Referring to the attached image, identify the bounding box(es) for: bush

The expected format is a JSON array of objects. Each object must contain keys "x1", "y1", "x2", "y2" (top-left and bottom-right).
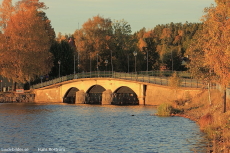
[
  {"x1": 199, "y1": 113, "x2": 214, "y2": 130},
  {"x1": 169, "y1": 72, "x2": 181, "y2": 88},
  {"x1": 157, "y1": 103, "x2": 184, "y2": 116},
  {"x1": 157, "y1": 103, "x2": 173, "y2": 116}
]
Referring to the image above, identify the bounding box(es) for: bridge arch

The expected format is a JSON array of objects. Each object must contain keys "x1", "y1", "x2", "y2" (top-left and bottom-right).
[
  {"x1": 34, "y1": 78, "x2": 145, "y2": 105},
  {"x1": 112, "y1": 86, "x2": 139, "y2": 105},
  {"x1": 85, "y1": 85, "x2": 106, "y2": 104},
  {"x1": 63, "y1": 87, "x2": 79, "y2": 103}
]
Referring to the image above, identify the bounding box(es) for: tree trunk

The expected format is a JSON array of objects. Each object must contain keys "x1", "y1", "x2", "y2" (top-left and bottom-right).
[{"x1": 223, "y1": 87, "x2": 227, "y2": 113}]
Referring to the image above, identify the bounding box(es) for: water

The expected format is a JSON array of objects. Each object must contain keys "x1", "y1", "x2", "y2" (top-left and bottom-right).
[{"x1": 0, "y1": 103, "x2": 208, "y2": 153}]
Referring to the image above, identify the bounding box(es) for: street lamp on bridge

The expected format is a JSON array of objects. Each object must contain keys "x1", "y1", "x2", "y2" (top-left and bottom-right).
[
  {"x1": 96, "y1": 53, "x2": 99, "y2": 72},
  {"x1": 111, "y1": 50, "x2": 113, "y2": 73},
  {"x1": 127, "y1": 54, "x2": 129, "y2": 73},
  {"x1": 133, "y1": 51, "x2": 137, "y2": 73},
  {"x1": 104, "y1": 59, "x2": 108, "y2": 71},
  {"x1": 58, "y1": 60, "x2": 61, "y2": 78},
  {"x1": 74, "y1": 55, "x2": 76, "y2": 76},
  {"x1": 145, "y1": 47, "x2": 148, "y2": 72}
]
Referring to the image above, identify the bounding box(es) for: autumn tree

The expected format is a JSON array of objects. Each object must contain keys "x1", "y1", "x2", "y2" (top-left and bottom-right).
[
  {"x1": 73, "y1": 15, "x2": 201, "y2": 73},
  {"x1": 0, "y1": 0, "x2": 54, "y2": 84},
  {"x1": 74, "y1": 15, "x2": 112, "y2": 71},
  {"x1": 74, "y1": 16, "x2": 135, "y2": 72},
  {"x1": 38, "y1": 11, "x2": 56, "y2": 44},
  {"x1": 134, "y1": 22, "x2": 202, "y2": 72},
  {"x1": 188, "y1": 0, "x2": 230, "y2": 112},
  {"x1": 0, "y1": 0, "x2": 14, "y2": 30},
  {"x1": 136, "y1": 29, "x2": 160, "y2": 71}
]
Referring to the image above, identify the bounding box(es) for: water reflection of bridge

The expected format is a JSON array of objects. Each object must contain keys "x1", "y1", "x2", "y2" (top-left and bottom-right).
[{"x1": 32, "y1": 71, "x2": 207, "y2": 105}]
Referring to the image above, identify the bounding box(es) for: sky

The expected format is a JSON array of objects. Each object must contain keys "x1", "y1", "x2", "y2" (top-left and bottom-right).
[{"x1": 11, "y1": 0, "x2": 215, "y2": 35}]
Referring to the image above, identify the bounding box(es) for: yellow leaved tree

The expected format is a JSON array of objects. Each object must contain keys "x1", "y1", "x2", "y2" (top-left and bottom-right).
[
  {"x1": 73, "y1": 15, "x2": 113, "y2": 71},
  {"x1": 0, "y1": 0, "x2": 53, "y2": 85},
  {"x1": 188, "y1": 0, "x2": 230, "y2": 112}
]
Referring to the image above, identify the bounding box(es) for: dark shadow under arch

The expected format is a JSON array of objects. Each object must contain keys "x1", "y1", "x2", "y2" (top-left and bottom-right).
[
  {"x1": 85, "y1": 85, "x2": 106, "y2": 104},
  {"x1": 112, "y1": 86, "x2": 139, "y2": 105},
  {"x1": 63, "y1": 87, "x2": 79, "y2": 104}
]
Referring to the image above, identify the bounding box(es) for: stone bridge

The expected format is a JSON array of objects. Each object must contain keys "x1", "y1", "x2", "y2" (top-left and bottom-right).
[{"x1": 33, "y1": 75, "x2": 202, "y2": 105}]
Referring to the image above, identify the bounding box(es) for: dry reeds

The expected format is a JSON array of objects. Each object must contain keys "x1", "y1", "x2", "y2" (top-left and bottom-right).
[
  {"x1": 199, "y1": 113, "x2": 214, "y2": 130},
  {"x1": 179, "y1": 89, "x2": 230, "y2": 152}
]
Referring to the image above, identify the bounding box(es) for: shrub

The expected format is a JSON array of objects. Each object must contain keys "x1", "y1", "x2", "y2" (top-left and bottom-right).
[
  {"x1": 199, "y1": 113, "x2": 214, "y2": 130},
  {"x1": 169, "y1": 72, "x2": 181, "y2": 88},
  {"x1": 157, "y1": 103, "x2": 184, "y2": 116},
  {"x1": 157, "y1": 103, "x2": 173, "y2": 116}
]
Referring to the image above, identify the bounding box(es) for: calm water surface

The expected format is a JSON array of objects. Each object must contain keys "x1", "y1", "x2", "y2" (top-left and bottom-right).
[{"x1": 0, "y1": 103, "x2": 208, "y2": 153}]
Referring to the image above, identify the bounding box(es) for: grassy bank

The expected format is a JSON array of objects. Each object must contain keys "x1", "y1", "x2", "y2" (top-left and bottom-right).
[{"x1": 157, "y1": 89, "x2": 230, "y2": 152}]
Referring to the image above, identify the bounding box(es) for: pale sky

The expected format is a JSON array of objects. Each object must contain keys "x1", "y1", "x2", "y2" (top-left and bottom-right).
[{"x1": 10, "y1": 0, "x2": 215, "y2": 34}]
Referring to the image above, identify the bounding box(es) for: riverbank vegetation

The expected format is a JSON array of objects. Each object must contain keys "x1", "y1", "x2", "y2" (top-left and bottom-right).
[
  {"x1": 181, "y1": 90, "x2": 230, "y2": 152},
  {"x1": 156, "y1": 89, "x2": 230, "y2": 152}
]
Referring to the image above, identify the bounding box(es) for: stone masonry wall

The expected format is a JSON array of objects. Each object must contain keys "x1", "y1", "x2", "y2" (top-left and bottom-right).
[{"x1": 145, "y1": 84, "x2": 202, "y2": 105}]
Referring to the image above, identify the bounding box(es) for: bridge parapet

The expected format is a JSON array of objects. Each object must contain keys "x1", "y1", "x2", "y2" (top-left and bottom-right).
[{"x1": 31, "y1": 71, "x2": 208, "y2": 90}]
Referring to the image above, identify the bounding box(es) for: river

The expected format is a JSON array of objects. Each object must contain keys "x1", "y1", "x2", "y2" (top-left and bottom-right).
[{"x1": 0, "y1": 103, "x2": 209, "y2": 153}]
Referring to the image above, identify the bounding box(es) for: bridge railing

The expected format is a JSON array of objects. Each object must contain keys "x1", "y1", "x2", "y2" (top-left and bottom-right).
[
  {"x1": 31, "y1": 71, "x2": 216, "y2": 89},
  {"x1": 112, "y1": 72, "x2": 209, "y2": 88}
]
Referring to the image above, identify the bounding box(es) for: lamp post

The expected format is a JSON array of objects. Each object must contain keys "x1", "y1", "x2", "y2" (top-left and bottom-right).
[
  {"x1": 104, "y1": 59, "x2": 108, "y2": 71},
  {"x1": 96, "y1": 53, "x2": 99, "y2": 72},
  {"x1": 146, "y1": 48, "x2": 148, "y2": 72},
  {"x1": 143, "y1": 38, "x2": 149, "y2": 72},
  {"x1": 77, "y1": 50, "x2": 80, "y2": 73},
  {"x1": 78, "y1": 64, "x2": 80, "y2": 74},
  {"x1": 90, "y1": 52, "x2": 92, "y2": 77},
  {"x1": 133, "y1": 51, "x2": 137, "y2": 73},
  {"x1": 40, "y1": 76, "x2": 43, "y2": 83},
  {"x1": 58, "y1": 60, "x2": 61, "y2": 78},
  {"x1": 127, "y1": 54, "x2": 129, "y2": 73},
  {"x1": 74, "y1": 55, "x2": 76, "y2": 76},
  {"x1": 111, "y1": 50, "x2": 113, "y2": 73}
]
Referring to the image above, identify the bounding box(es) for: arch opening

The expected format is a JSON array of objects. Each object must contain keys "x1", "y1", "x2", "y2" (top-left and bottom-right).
[
  {"x1": 63, "y1": 87, "x2": 79, "y2": 104},
  {"x1": 85, "y1": 85, "x2": 106, "y2": 104},
  {"x1": 112, "y1": 86, "x2": 139, "y2": 105}
]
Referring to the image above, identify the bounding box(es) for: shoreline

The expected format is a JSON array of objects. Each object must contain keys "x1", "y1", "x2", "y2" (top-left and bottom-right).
[{"x1": 169, "y1": 89, "x2": 229, "y2": 152}]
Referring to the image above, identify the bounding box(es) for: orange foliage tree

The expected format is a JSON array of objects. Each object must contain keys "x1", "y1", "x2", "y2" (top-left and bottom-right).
[
  {"x1": 0, "y1": 0, "x2": 53, "y2": 84},
  {"x1": 188, "y1": 0, "x2": 230, "y2": 112},
  {"x1": 136, "y1": 29, "x2": 160, "y2": 70},
  {"x1": 0, "y1": 0, "x2": 14, "y2": 30},
  {"x1": 74, "y1": 15, "x2": 132, "y2": 71},
  {"x1": 73, "y1": 15, "x2": 113, "y2": 71},
  {"x1": 74, "y1": 15, "x2": 133, "y2": 72}
]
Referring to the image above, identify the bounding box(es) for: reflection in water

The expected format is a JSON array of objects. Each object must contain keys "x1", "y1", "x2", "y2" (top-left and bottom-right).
[{"x1": 0, "y1": 103, "x2": 209, "y2": 152}]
